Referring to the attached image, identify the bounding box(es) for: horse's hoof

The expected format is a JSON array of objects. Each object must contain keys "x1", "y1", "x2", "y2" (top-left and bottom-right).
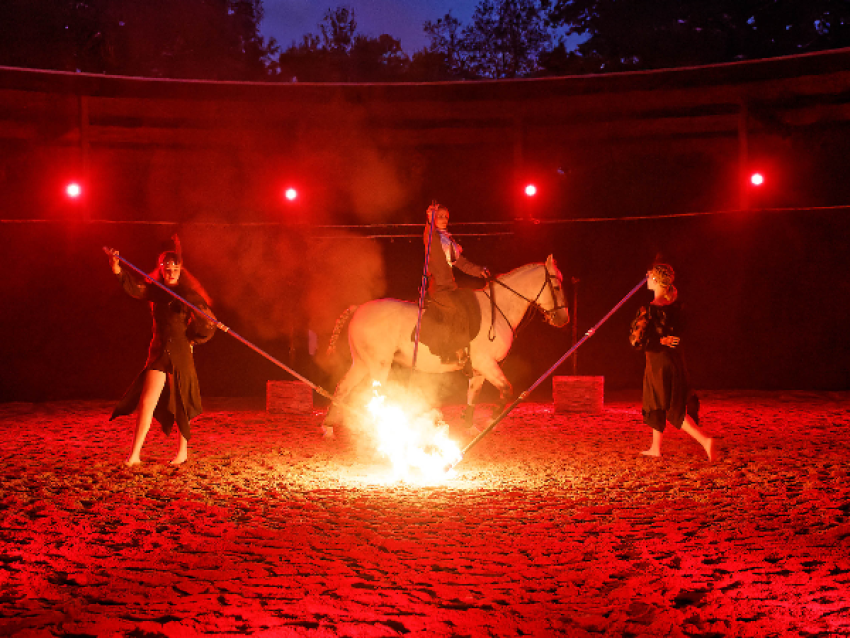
[{"x1": 321, "y1": 426, "x2": 334, "y2": 439}]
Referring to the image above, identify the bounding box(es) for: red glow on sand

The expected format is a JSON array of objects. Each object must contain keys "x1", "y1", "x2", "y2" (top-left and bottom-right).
[
  {"x1": 284, "y1": 188, "x2": 297, "y2": 201},
  {"x1": 0, "y1": 394, "x2": 847, "y2": 636},
  {"x1": 750, "y1": 172, "x2": 764, "y2": 186},
  {"x1": 524, "y1": 184, "x2": 537, "y2": 196},
  {"x1": 65, "y1": 182, "x2": 82, "y2": 198}
]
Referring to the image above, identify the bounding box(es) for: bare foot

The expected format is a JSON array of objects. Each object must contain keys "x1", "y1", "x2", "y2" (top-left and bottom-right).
[
  {"x1": 169, "y1": 454, "x2": 188, "y2": 466},
  {"x1": 124, "y1": 457, "x2": 142, "y2": 467},
  {"x1": 705, "y1": 438, "x2": 717, "y2": 462},
  {"x1": 640, "y1": 449, "x2": 661, "y2": 457}
]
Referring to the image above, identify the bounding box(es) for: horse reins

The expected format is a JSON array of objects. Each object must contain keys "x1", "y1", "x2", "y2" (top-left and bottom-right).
[{"x1": 484, "y1": 266, "x2": 567, "y2": 342}]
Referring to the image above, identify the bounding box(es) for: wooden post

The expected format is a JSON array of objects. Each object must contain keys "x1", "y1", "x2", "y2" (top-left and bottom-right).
[
  {"x1": 571, "y1": 277, "x2": 579, "y2": 375},
  {"x1": 288, "y1": 321, "x2": 296, "y2": 368},
  {"x1": 513, "y1": 115, "x2": 525, "y2": 219},
  {"x1": 78, "y1": 94, "x2": 90, "y2": 219},
  {"x1": 738, "y1": 100, "x2": 749, "y2": 211}
]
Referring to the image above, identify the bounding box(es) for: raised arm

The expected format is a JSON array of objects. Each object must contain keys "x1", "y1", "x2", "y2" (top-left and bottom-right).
[{"x1": 104, "y1": 247, "x2": 149, "y2": 300}]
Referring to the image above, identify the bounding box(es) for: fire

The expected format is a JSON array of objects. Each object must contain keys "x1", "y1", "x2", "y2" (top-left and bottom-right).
[{"x1": 366, "y1": 383, "x2": 462, "y2": 481}]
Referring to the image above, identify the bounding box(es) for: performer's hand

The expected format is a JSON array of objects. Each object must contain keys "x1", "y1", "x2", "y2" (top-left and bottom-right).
[
  {"x1": 661, "y1": 336, "x2": 680, "y2": 348},
  {"x1": 481, "y1": 267, "x2": 491, "y2": 279},
  {"x1": 586, "y1": 327, "x2": 596, "y2": 337},
  {"x1": 103, "y1": 247, "x2": 121, "y2": 274}
]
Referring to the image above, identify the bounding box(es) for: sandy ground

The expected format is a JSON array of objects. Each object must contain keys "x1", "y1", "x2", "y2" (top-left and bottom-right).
[{"x1": 1, "y1": 391, "x2": 849, "y2": 638}]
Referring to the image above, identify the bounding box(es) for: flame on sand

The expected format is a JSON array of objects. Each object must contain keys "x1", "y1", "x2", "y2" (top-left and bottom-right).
[{"x1": 365, "y1": 382, "x2": 462, "y2": 481}]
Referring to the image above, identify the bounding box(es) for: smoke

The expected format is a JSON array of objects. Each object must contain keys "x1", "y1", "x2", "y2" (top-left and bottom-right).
[
  {"x1": 302, "y1": 234, "x2": 387, "y2": 379},
  {"x1": 348, "y1": 145, "x2": 417, "y2": 223},
  {"x1": 180, "y1": 227, "x2": 386, "y2": 344},
  {"x1": 126, "y1": 108, "x2": 429, "y2": 384}
]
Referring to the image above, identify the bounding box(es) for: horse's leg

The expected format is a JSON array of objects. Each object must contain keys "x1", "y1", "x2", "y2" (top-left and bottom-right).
[
  {"x1": 471, "y1": 358, "x2": 513, "y2": 414},
  {"x1": 322, "y1": 358, "x2": 370, "y2": 436},
  {"x1": 366, "y1": 358, "x2": 392, "y2": 387},
  {"x1": 462, "y1": 373, "x2": 486, "y2": 431},
  {"x1": 337, "y1": 358, "x2": 372, "y2": 402}
]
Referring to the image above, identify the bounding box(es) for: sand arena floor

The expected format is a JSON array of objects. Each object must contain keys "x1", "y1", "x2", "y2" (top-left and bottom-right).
[{"x1": 1, "y1": 392, "x2": 849, "y2": 638}]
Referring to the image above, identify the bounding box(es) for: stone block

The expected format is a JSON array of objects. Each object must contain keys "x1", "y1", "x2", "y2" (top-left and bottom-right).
[{"x1": 553, "y1": 376, "x2": 604, "y2": 413}]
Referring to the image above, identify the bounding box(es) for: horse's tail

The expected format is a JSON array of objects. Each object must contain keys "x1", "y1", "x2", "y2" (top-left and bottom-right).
[{"x1": 327, "y1": 305, "x2": 358, "y2": 356}]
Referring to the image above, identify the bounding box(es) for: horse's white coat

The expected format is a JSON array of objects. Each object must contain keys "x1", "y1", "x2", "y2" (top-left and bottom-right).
[{"x1": 327, "y1": 255, "x2": 569, "y2": 426}]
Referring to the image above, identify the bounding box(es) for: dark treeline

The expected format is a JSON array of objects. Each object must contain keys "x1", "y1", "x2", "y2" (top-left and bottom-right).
[
  {"x1": 0, "y1": 0, "x2": 272, "y2": 80},
  {"x1": 1, "y1": 0, "x2": 848, "y2": 81}
]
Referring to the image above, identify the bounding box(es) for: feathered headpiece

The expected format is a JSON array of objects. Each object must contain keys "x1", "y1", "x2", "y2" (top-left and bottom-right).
[{"x1": 158, "y1": 234, "x2": 183, "y2": 267}]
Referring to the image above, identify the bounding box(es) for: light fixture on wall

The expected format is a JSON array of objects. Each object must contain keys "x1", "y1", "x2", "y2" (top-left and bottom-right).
[{"x1": 65, "y1": 182, "x2": 82, "y2": 198}]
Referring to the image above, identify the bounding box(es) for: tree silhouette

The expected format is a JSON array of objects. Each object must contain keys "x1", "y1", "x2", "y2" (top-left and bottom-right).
[
  {"x1": 318, "y1": 6, "x2": 357, "y2": 53},
  {"x1": 464, "y1": 0, "x2": 553, "y2": 78},
  {"x1": 0, "y1": 0, "x2": 92, "y2": 73},
  {"x1": 5, "y1": 0, "x2": 847, "y2": 82},
  {"x1": 548, "y1": 0, "x2": 850, "y2": 72},
  {"x1": 420, "y1": 1, "x2": 554, "y2": 79},
  {"x1": 413, "y1": 12, "x2": 472, "y2": 80},
  {"x1": 0, "y1": 0, "x2": 276, "y2": 79},
  {"x1": 277, "y1": 7, "x2": 408, "y2": 82}
]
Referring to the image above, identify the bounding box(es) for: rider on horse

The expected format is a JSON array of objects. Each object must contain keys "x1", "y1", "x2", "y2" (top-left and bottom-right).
[{"x1": 419, "y1": 204, "x2": 490, "y2": 367}]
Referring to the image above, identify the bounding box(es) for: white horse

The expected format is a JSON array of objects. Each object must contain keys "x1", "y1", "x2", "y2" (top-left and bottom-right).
[{"x1": 324, "y1": 255, "x2": 569, "y2": 433}]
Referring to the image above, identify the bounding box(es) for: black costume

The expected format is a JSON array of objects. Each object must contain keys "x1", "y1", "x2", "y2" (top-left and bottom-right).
[
  {"x1": 629, "y1": 300, "x2": 699, "y2": 431},
  {"x1": 110, "y1": 270, "x2": 216, "y2": 439},
  {"x1": 419, "y1": 222, "x2": 486, "y2": 362}
]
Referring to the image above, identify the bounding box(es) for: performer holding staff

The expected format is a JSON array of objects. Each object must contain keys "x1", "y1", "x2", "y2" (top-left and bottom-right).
[
  {"x1": 629, "y1": 263, "x2": 716, "y2": 461},
  {"x1": 104, "y1": 237, "x2": 216, "y2": 466}
]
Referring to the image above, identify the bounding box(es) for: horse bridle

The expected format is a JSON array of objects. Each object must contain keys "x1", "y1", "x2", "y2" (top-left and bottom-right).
[{"x1": 484, "y1": 265, "x2": 568, "y2": 341}]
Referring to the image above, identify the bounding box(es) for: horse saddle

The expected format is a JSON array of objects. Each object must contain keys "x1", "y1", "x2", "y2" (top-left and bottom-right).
[{"x1": 412, "y1": 289, "x2": 482, "y2": 363}]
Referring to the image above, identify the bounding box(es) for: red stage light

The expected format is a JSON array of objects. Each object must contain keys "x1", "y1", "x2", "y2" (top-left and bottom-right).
[
  {"x1": 524, "y1": 184, "x2": 537, "y2": 197},
  {"x1": 750, "y1": 172, "x2": 764, "y2": 186},
  {"x1": 66, "y1": 182, "x2": 82, "y2": 198},
  {"x1": 284, "y1": 188, "x2": 297, "y2": 201}
]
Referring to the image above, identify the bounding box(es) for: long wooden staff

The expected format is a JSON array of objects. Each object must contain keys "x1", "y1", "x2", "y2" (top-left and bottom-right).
[
  {"x1": 411, "y1": 202, "x2": 438, "y2": 371},
  {"x1": 104, "y1": 248, "x2": 335, "y2": 400},
  {"x1": 446, "y1": 276, "x2": 649, "y2": 471}
]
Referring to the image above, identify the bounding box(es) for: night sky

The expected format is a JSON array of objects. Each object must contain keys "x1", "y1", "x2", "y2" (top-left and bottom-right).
[{"x1": 260, "y1": 0, "x2": 483, "y2": 53}]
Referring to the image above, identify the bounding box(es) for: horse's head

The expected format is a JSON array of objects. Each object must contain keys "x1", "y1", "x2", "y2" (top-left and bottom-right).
[
  {"x1": 539, "y1": 255, "x2": 570, "y2": 328},
  {"x1": 488, "y1": 258, "x2": 570, "y2": 332}
]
